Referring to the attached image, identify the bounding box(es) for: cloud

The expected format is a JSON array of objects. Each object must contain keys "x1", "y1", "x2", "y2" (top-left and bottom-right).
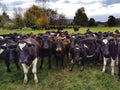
[
  {"x1": 50, "y1": 0, "x2": 59, "y2": 2},
  {"x1": 102, "y1": 0, "x2": 120, "y2": 6},
  {"x1": 11, "y1": 1, "x2": 24, "y2": 5},
  {"x1": 63, "y1": 1, "x2": 71, "y2": 3},
  {"x1": 0, "y1": 0, "x2": 120, "y2": 21}
]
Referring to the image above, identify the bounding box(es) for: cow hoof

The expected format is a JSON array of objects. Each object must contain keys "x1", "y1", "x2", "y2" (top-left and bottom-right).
[
  {"x1": 48, "y1": 67, "x2": 52, "y2": 69},
  {"x1": 80, "y1": 66, "x2": 84, "y2": 71},
  {"x1": 102, "y1": 70, "x2": 105, "y2": 73},
  {"x1": 40, "y1": 67, "x2": 43, "y2": 69},
  {"x1": 34, "y1": 79, "x2": 38, "y2": 84},
  {"x1": 7, "y1": 70, "x2": 11, "y2": 72},
  {"x1": 111, "y1": 73, "x2": 114, "y2": 76},
  {"x1": 23, "y1": 80, "x2": 28, "y2": 84}
]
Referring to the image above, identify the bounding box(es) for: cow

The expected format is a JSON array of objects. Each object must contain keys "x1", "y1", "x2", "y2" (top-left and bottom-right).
[
  {"x1": 69, "y1": 43, "x2": 86, "y2": 71},
  {"x1": 39, "y1": 35, "x2": 53, "y2": 69},
  {"x1": 53, "y1": 38, "x2": 66, "y2": 68},
  {"x1": 0, "y1": 37, "x2": 20, "y2": 72},
  {"x1": 73, "y1": 26, "x2": 79, "y2": 32},
  {"x1": 16, "y1": 37, "x2": 40, "y2": 84},
  {"x1": 100, "y1": 37, "x2": 118, "y2": 75},
  {"x1": 82, "y1": 38, "x2": 101, "y2": 65}
]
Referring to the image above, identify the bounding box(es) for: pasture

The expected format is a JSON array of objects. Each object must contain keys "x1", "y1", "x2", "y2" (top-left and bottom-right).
[{"x1": 0, "y1": 27, "x2": 120, "y2": 90}]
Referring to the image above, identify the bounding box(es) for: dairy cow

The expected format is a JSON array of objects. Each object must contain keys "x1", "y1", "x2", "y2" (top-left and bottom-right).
[{"x1": 16, "y1": 37, "x2": 40, "y2": 83}]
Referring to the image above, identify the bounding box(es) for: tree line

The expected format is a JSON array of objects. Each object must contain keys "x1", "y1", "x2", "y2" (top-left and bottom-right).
[{"x1": 0, "y1": 3, "x2": 120, "y2": 29}]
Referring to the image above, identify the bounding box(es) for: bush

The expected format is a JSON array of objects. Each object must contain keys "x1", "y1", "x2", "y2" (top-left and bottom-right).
[{"x1": 3, "y1": 22, "x2": 17, "y2": 30}]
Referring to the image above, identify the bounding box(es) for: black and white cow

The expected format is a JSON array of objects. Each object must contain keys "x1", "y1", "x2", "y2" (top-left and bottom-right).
[
  {"x1": 100, "y1": 37, "x2": 117, "y2": 75},
  {"x1": 16, "y1": 37, "x2": 40, "y2": 83},
  {"x1": 69, "y1": 43, "x2": 86, "y2": 71},
  {"x1": 0, "y1": 36, "x2": 20, "y2": 72}
]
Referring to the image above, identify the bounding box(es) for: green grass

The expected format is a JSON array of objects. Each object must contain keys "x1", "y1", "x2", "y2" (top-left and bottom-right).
[
  {"x1": 0, "y1": 27, "x2": 120, "y2": 90},
  {"x1": 0, "y1": 26, "x2": 120, "y2": 34}
]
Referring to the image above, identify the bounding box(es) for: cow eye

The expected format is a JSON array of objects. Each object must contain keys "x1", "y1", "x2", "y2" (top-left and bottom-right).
[{"x1": 28, "y1": 44, "x2": 35, "y2": 48}]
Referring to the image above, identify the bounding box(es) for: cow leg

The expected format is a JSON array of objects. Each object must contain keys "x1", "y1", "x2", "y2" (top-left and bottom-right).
[
  {"x1": 22, "y1": 64, "x2": 29, "y2": 84},
  {"x1": 102, "y1": 57, "x2": 108, "y2": 73},
  {"x1": 61, "y1": 57, "x2": 64, "y2": 69},
  {"x1": 48, "y1": 56, "x2": 51, "y2": 69},
  {"x1": 116, "y1": 56, "x2": 119, "y2": 66},
  {"x1": 69, "y1": 59, "x2": 74, "y2": 71},
  {"x1": 32, "y1": 58, "x2": 38, "y2": 84},
  {"x1": 56, "y1": 56, "x2": 58, "y2": 67},
  {"x1": 80, "y1": 59, "x2": 84, "y2": 71},
  {"x1": 5, "y1": 59, "x2": 11, "y2": 72},
  {"x1": 14, "y1": 59, "x2": 20, "y2": 70},
  {"x1": 111, "y1": 58, "x2": 115, "y2": 76},
  {"x1": 40, "y1": 57, "x2": 44, "y2": 69},
  {"x1": 118, "y1": 58, "x2": 120, "y2": 80}
]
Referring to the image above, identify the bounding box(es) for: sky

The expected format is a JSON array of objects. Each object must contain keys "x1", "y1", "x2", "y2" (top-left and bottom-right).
[{"x1": 0, "y1": 0, "x2": 120, "y2": 22}]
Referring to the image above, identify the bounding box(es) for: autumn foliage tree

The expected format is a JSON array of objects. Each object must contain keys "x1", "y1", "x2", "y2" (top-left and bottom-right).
[{"x1": 36, "y1": 12, "x2": 49, "y2": 26}]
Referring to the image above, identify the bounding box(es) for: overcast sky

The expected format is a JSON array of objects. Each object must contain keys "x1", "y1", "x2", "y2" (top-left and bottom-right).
[{"x1": 0, "y1": 0, "x2": 120, "y2": 22}]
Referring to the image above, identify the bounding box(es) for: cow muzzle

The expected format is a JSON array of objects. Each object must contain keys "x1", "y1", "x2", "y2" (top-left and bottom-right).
[{"x1": 56, "y1": 48, "x2": 62, "y2": 51}]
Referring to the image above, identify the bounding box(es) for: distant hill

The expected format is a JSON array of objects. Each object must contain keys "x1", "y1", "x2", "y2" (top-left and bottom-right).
[{"x1": 66, "y1": 19, "x2": 73, "y2": 23}]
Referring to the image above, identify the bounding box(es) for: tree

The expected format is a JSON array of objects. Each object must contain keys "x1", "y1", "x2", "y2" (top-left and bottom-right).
[
  {"x1": 73, "y1": 7, "x2": 88, "y2": 26},
  {"x1": 36, "y1": 12, "x2": 49, "y2": 26},
  {"x1": 0, "y1": 11, "x2": 10, "y2": 27},
  {"x1": 107, "y1": 15, "x2": 116, "y2": 27},
  {"x1": 57, "y1": 14, "x2": 67, "y2": 25},
  {"x1": 13, "y1": 7, "x2": 24, "y2": 29},
  {"x1": 24, "y1": 5, "x2": 41, "y2": 27},
  {"x1": 88, "y1": 18, "x2": 96, "y2": 27},
  {"x1": 116, "y1": 18, "x2": 120, "y2": 26},
  {"x1": 46, "y1": 8, "x2": 58, "y2": 25}
]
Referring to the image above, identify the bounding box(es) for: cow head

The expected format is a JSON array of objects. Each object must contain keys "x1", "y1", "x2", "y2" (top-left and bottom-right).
[
  {"x1": 54, "y1": 39, "x2": 63, "y2": 52},
  {"x1": 17, "y1": 41, "x2": 36, "y2": 65},
  {"x1": 100, "y1": 39, "x2": 110, "y2": 57},
  {"x1": 72, "y1": 43, "x2": 86, "y2": 62},
  {"x1": 41, "y1": 35, "x2": 52, "y2": 49}
]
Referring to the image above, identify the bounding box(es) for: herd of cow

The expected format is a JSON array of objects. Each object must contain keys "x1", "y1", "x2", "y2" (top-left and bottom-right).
[{"x1": 0, "y1": 29, "x2": 120, "y2": 84}]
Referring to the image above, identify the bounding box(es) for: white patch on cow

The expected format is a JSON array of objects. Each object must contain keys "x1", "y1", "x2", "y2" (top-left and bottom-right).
[
  {"x1": 22, "y1": 64, "x2": 29, "y2": 83},
  {"x1": 102, "y1": 39, "x2": 108, "y2": 44},
  {"x1": 87, "y1": 53, "x2": 95, "y2": 58},
  {"x1": 50, "y1": 33, "x2": 55, "y2": 35},
  {"x1": 93, "y1": 34, "x2": 96, "y2": 37},
  {"x1": 0, "y1": 44, "x2": 6, "y2": 54},
  {"x1": 84, "y1": 44, "x2": 88, "y2": 48},
  {"x1": 102, "y1": 57, "x2": 109, "y2": 73},
  {"x1": 72, "y1": 36, "x2": 75, "y2": 38},
  {"x1": 111, "y1": 58, "x2": 115, "y2": 76},
  {"x1": 0, "y1": 36, "x2": 4, "y2": 39},
  {"x1": 71, "y1": 59, "x2": 74, "y2": 64},
  {"x1": 2, "y1": 44, "x2": 6, "y2": 47},
  {"x1": 76, "y1": 47, "x2": 79, "y2": 50},
  {"x1": 0, "y1": 49, "x2": 4, "y2": 54},
  {"x1": 32, "y1": 58, "x2": 38, "y2": 83},
  {"x1": 17, "y1": 36, "x2": 20, "y2": 38},
  {"x1": 19, "y1": 43, "x2": 26, "y2": 50},
  {"x1": 116, "y1": 56, "x2": 118, "y2": 65},
  {"x1": 78, "y1": 61, "x2": 81, "y2": 64},
  {"x1": 21, "y1": 58, "x2": 38, "y2": 84}
]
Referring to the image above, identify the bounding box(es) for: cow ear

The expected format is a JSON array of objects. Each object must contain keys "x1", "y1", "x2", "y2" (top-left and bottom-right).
[{"x1": 28, "y1": 44, "x2": 35, "y2": 48}]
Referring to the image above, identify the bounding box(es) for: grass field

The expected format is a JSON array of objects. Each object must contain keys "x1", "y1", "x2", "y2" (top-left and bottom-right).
[
  {"x1": 0, "y1": 26, "x2": 120, "y2": 34},
  {"x1": 0, "y1": 27, "x2": 120, "y2": 90}
]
